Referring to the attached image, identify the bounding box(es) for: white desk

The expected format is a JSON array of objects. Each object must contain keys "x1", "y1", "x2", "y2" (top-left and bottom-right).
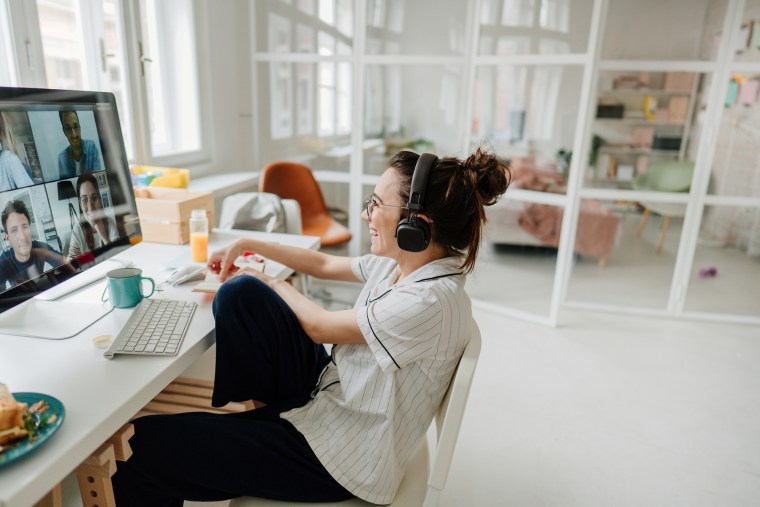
[{"x1": 0, "y1": 229, "x2": 319, "y2": 507}]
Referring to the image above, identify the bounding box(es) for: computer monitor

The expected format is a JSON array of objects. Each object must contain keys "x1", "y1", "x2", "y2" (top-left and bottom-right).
[{"x1": 0, "y1": 86, "x2": 141, "y2": 313}]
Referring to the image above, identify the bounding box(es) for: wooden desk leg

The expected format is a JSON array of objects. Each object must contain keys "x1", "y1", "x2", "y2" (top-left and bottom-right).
[
  {"x1": 75, "y1": 424, "x2": 134, "y2": 507},
  {"x1": 33, "y1": 484, "x2": 62, "y2": 507}
]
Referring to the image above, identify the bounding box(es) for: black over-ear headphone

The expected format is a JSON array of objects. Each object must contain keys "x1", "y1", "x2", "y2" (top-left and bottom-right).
[{"x1": 396, "y1": 152, "x2": 438, "y2": 252}]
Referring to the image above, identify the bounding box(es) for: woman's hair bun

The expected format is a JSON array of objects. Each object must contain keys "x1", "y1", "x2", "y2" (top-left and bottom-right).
[{"x1": 462, "y1": 146, "x2": 511, "y2": 205}]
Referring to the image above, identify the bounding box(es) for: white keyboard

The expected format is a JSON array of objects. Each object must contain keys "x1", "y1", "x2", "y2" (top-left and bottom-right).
[{"x1": 104, "y1": 298, "x2": 197, "y2": 359}]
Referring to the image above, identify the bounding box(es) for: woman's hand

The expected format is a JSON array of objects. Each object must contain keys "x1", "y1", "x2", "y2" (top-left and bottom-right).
[
  {"x1": 232, "y1": 266, "x2": 276, "y2": 286},
  {"x1": 207, "y1": 238, "x2": 250, "y2": 282}
]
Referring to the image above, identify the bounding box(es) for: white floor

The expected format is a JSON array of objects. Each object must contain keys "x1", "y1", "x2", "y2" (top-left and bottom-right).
[
  {"x1": 439, "y1": 307, "x2": 760, "y2": 507},
  {"x1": 58, "y1": 258, "x2": 760, "y2": 507}
]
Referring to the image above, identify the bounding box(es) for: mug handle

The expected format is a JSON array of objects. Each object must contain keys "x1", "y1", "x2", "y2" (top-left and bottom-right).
[
  {"x1": 141, "y1": 277, "x2": 156, "y2": 298},
  {"x1": 101, "y1": 285, "x2": 110, "y2": 303}
]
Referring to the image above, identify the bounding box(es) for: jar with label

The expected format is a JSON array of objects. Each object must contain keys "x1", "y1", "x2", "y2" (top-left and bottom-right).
[{"x1": 189, "y1": 209, "x2": 209, "y2": 262}]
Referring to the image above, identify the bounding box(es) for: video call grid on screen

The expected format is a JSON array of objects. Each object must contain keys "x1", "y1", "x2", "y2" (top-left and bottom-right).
[{"x1": 0, "y1": 89, "x2": 139, "y2": 306}]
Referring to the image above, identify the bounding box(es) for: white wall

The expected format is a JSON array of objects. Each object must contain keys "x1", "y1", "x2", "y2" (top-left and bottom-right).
[
  {"x1": 195, "y1": 0, "x2": 253, "y2": 177},
  {"x1": 602, "y1": 0, "x2": 711, "y2": 60}
]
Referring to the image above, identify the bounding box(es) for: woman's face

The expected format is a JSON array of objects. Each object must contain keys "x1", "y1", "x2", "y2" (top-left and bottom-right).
[
  {"x1": 79, "y1": 180, "x2": 103, "y2": 224},
  {"x1": 361, "y1": 168, "x2": 406, "y2": 258}
]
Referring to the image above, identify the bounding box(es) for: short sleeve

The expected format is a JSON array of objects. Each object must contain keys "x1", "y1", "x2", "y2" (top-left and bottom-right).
[
  {"x1": 357, "y1": 285, "x2": 443, "y2": 373},
  {"x1": 87, "y1": 141, "x2": 102, "y2": 171},
  {"x1": 351, "y1": 254, "x2": 393, "y2": 283}
]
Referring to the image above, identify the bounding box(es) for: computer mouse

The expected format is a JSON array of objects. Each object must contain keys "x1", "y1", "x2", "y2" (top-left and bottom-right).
[{"x1": 166, "y1": 264, "x2": 206, "y2": 286}]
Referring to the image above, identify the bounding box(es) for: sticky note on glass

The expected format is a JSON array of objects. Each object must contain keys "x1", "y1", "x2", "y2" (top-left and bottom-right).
[
  {"x1": 739, "y1": 79, "x2": 759, "y2": 105},
  {"x1": 726, "y1": 80, "x2": 740, "y2": 106}
]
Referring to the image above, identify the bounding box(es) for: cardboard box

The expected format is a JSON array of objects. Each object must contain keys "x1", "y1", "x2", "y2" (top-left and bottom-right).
[
  {"x1": 663, "y1": 72, "x2": 695, "y2": 92},
  {"x1": 134, "y1": 187, "x2": 215, "y2": 244}
]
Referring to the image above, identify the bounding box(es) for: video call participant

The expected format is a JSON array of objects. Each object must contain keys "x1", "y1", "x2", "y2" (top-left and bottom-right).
[
  {"x1": 0, "y1": 112, "x2": 34, "y2": 192},
  {"x1": 67, "y1": 173, "x2": 118, "y2": 260},
  {"x1": 0, "y1": 200, "x2": 66, "y2": 288},
  {"x1": 58, "y1": 110, "x2": 102, "y2": 179}
]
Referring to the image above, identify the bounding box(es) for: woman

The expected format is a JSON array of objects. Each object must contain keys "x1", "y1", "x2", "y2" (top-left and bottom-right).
[
  {"x1": 67, "y1": 173, "x2": 118, "y2": 260},
  {"x1": 113, "y1": 148, "x2": 510, "y2": 506},
  {"x1": 0, "y1": 112, "x2": 34, "y2": 192}
]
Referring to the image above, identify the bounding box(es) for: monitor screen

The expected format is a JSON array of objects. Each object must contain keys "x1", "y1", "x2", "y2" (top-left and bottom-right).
[{"x1": 0, "y1": 87, "x2": 141, "y2": 311}]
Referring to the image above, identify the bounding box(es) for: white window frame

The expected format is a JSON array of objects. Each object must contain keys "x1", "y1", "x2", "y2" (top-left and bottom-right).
[{"x1": 1, "y1": 0, "x2": 211, "y2": 169}]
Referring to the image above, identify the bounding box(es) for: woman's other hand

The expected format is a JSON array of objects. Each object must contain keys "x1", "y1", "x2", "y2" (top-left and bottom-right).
[
  {"x1": 232, "y1": 265, "x2": 275, "y2": 287},
  {"x1": 207, "y1": 238, "x2": 248, "y2": 282}
]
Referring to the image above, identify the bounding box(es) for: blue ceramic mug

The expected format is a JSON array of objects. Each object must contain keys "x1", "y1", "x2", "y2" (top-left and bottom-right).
[{"x1": 101, "y1": 268, "x2": 155, "y2": 308}]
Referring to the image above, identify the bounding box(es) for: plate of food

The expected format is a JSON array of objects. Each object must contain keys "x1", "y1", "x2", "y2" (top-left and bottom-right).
[{"x1": 0, "y1": 384, "x2": 65, "y2": 468}]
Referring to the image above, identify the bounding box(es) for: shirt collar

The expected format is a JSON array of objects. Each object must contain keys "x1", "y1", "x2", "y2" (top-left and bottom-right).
[{"x1": 395, "y1": 256, "x2": 463, "y2": 286}]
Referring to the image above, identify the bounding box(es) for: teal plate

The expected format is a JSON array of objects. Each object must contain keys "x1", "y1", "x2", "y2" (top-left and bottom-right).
[{"x1": 0, "y1": 393, "x2": 65, "y2": 468}]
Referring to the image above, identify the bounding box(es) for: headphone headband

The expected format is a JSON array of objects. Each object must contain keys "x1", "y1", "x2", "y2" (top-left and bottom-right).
[{"x1": 406, "y1": 153, "x2": 438, "y2": 212}]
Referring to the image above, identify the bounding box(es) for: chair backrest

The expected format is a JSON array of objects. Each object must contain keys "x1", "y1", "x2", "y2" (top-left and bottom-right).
[
  {"x1": 424, "y1": 319, "x2": 482, "y2": 506},
  {"x1": 260, "y1": 161, "x2": 351, "y2": 247},
  {"x1": 633, "y1": 160, "x2": 695, "y2": 193},
  {"x1": 259, "y1": 161, "x2": 330, "y2": 228}
]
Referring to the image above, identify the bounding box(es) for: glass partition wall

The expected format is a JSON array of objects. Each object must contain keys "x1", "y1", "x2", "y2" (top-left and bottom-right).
[{"x1": 251, "y1": 0, "x2": 759, "y2": 326}]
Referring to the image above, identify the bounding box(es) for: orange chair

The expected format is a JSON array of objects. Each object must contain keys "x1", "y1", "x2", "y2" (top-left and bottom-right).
[{"x1": 259, "y1": 161, "x2": 351, "y2": 247}]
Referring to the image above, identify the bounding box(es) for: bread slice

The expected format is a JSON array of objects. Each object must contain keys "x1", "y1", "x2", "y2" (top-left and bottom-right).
[
  {"x1": 0, "y1": 425, "x2": 28, "y2": 446},
  {"x1": 0, "y1": 384, "x2": 26, "y2": 437}
]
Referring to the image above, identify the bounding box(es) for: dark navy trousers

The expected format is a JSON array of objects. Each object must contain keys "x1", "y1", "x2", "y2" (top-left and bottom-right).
[{"x1": 112, "y1": 276, "x2": 353, "y2": 506}]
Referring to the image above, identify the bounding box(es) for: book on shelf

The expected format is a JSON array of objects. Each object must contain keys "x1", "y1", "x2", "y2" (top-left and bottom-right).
[
  {"x1": 636, "y1": 155, "x2": 649, "y2": 176},
  {"x1": 668, "y1": 96, "x2": 689, "y2": 123},
  {"x1": 632, "y1": 126, "x2": 655, "y2": 148},
  {"x1": 596, "y1": 153, "x2": 617, "y2": 179}
]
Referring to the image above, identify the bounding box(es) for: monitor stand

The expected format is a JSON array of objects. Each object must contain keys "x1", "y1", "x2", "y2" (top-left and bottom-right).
[{"x1": 0, "y1": 298, "x2": 112, "y2": 340}]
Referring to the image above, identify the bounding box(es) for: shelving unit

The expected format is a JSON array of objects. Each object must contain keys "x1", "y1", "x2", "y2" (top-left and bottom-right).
[{"x1": 590, "y1": 71, "x2": 700, "y2": 189}]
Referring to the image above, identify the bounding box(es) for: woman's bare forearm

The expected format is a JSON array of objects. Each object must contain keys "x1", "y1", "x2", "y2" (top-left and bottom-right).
[{"x1": 240, "y1": 238, "x2": 359, "y2": 282}]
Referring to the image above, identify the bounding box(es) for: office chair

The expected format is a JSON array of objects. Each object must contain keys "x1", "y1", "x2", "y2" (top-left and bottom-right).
[
  {"x1": 229, "y1": 320, "x2": 482, "y2": 507},
  {"x1": 259, "y1": 161, "x2": 351, "y2": 248},
  {"x1": 634, "y1": 160, "x2": 695, "y2": 254}
]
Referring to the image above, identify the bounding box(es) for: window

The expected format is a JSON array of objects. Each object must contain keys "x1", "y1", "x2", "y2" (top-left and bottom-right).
[
  {"x1": 0, "y1": 0, "x2": 18, "y2": 86},
  {"x1": 37, "y1": 0, "x2": 87, "y2": 90},
  {"x1": 35, "y1": 0, "x2": 137, "y2": 157},
  {"x1": 139, "y1": 0, "x2": 201, "y2": 158},
  {"x1": 7, "y1": 0, "x2": 203, "y2": 164}
]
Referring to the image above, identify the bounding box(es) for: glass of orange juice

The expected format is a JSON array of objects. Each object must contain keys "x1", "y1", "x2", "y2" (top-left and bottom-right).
[{"x1": 189, "y1": 209, "x2": 209, "y2": 263}]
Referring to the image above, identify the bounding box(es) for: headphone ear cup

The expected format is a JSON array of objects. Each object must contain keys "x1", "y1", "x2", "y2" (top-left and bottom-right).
[{"x1": 396, "y1": 215, "x2": 430, "y2": 252}]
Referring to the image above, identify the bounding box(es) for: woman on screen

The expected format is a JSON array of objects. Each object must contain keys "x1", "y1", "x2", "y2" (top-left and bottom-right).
[
  {"x1": 67, "y1": 173, "x2": 118, "y2": 260},
  {"x1": 0, "y1": 112, "x2": 34, "y2": 192}
]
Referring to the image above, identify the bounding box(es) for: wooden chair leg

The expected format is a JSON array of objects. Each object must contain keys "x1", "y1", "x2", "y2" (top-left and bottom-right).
[
  {"x1": 33, "y1": 484, "x2": 62, "y2": 507},
  {"x1": 656, "y1": 216, "x2": 671, "y2": 254},
  {"x1": 637, "y1": 207, "x2": 651, "y2": 237},
  {"x1": 75, "y1": 423, "x2": 134, "y2": 507}
]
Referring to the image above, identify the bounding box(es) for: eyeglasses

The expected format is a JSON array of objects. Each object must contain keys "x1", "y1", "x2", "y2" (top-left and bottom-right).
[
  {"x1": 63, "y1": 123, "x2": 80, "y2": 134},
  {"x1": 79, "y1": 193, "x2": 101, "y2": 206},
  {"x1": 363, "y1": 195, "x2": 405, "y2": 218}
]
